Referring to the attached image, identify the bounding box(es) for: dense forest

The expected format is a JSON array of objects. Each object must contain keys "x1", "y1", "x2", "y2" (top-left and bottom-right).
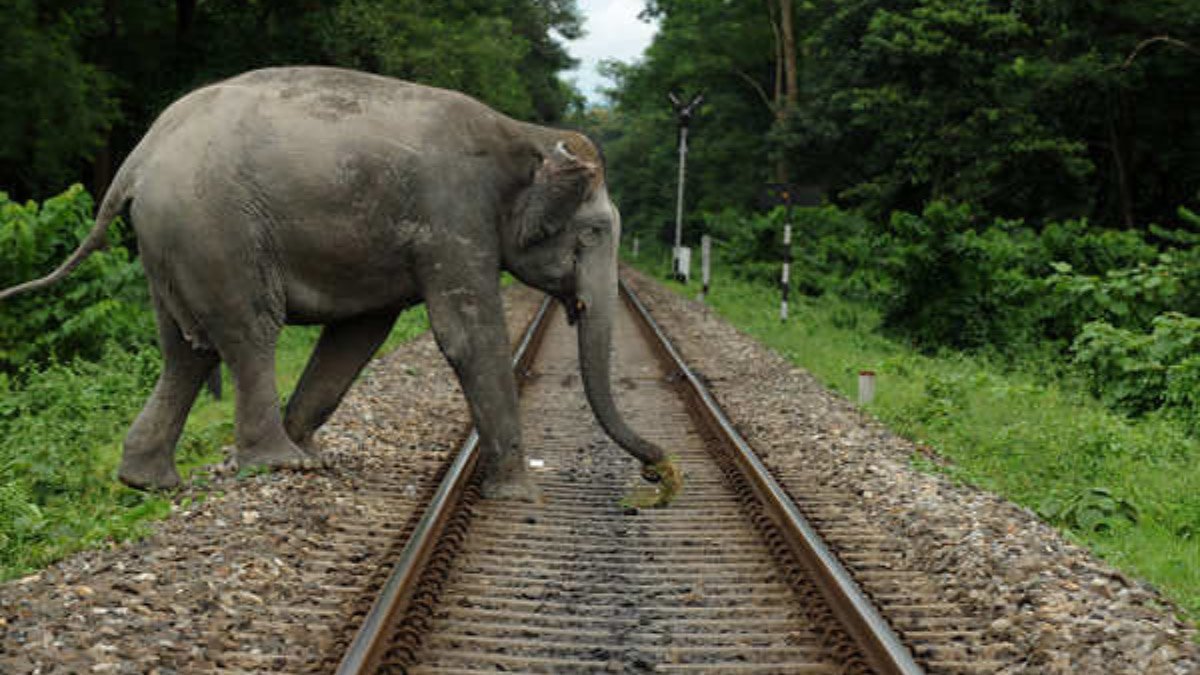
[
  {"x1": 1, "y1": 0, "x2": 584, "y2": 202},
  {"x1": 598, "y1": 0, "x2": 1200, "y2": 229},
  {"x1": 1, "y1": 0, "x2": 1199, "y2": 616}
]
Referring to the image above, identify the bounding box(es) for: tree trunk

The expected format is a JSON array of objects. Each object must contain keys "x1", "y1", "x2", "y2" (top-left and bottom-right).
[
  {"x1": 176, "y1": 0, "x2": 196, "y2": 39},
  {"x1": 780, "y1": 0, "x2": 798, "y2": 108},
  {"x1": 770, "y1": 0, "x2": 799, "y2": 183},
  {"x1": 91, "y1": 0, "x2": 120, "y2": 198},
  {"x1": 92, "y1": 143, "x2": 113, "y2": 199},
  {"x1": 1108, "y1": 94, "x2": 1135, "y2": 229}
]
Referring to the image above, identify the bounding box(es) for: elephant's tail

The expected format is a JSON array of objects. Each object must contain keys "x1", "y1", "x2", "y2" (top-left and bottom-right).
[{"x1": 0, "y1": 167, "x2": 135, "y2": 302}]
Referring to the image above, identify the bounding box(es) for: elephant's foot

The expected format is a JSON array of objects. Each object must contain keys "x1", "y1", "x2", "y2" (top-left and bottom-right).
[
  {"x1": 236, "y1": 439, "x2": 326, "y2": 471},
  {"x1": 118, "y1": 450, "x2": 182, "y2": 491},
  {"x1": 291, "y1": 431, "x2": 326, "y2": 460},
  {"x1": 480, "y1": 469, "x2": 544, "y2": 503}
]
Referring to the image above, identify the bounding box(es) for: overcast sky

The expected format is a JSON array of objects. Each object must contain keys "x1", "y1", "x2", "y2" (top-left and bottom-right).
[{"x1": 562, "y1": 0, "x2": 658, "y2": 104}]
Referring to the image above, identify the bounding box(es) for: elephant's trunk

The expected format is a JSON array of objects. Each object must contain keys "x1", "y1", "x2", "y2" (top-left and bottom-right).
[{"x1": 574, "y1": 250, "x2": 666, "y2": 469}]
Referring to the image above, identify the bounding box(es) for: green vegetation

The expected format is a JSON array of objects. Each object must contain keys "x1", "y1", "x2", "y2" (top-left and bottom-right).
[
  {"x1": 594, "y1": 1, "x2": 1200, "y2": 231},
  {"x1": 676, "y1": 203, "x2": 1200, "y2": 429},
  {"x1": 629, "y1": 246, "x2": 1199, "y2": 621},
  {"x1": 2, "y1": 0, "x2": 584, "y2": 201},
  {"x1": 0, "y1": 186, "x2": 152, "y2": 371}
]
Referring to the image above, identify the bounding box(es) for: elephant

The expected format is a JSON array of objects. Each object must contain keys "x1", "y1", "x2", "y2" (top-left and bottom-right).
[{"x1": 0, "y1": 66, "x2": 670, "y2": 500}]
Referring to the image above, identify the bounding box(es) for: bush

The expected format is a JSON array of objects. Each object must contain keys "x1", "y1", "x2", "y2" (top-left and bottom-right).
[
  {"x1": 876, "y1": 201, "x2": 1050, "y2": 352},
  {"x1": 679, "y1": 199, "x2": 1200, "y2": 431},
  {"x1": 701, "y1": 205, "x2": 884, "y2": 299},
  {"x1": 1072, "y1": 313, "x2": 1200, "y2": 419},
  {"x1": 0, "y1": 343, "x2": 163, "y2": 570},
  {"x1": 700, "y1": 208, "x2": 784, "y2": 286},
  {"x1": 0, "y1": 184, "x2": 153, "y2": 374},
  {"x1": 1039, "y1": 218, "x2": 1158, "y2": 275}
]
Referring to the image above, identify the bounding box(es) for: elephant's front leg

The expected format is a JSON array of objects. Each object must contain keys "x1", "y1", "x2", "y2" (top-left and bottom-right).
[{"x1": 425, "y1": 282, "x2": 536, "y2": 501}]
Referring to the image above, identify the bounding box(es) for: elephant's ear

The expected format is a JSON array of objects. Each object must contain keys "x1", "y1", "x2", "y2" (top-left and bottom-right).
[{"x1": 515, "y1": 140, "x2": 600, "y2": 248}]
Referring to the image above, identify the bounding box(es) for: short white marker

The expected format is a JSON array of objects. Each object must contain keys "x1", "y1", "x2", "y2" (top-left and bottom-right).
[
  {"x1": 528, "y1": 458, "x2": 546, "y2": 469},
  {"x1": 858, "y1": 371, "x2": 876, "y2": 405}
]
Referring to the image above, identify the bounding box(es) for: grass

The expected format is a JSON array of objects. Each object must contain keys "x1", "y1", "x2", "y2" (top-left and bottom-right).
[
  {"x1": 629, "y1": 247, "x2": 1200, "y2": 623},
  {"x1": 0, "y1": 306, "x2": 429, "y2": 580}
]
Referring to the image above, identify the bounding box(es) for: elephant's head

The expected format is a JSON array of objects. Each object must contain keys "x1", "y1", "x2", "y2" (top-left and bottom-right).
[{"x1": 501, "y1": 134, "x2": 668, "y2": 479}]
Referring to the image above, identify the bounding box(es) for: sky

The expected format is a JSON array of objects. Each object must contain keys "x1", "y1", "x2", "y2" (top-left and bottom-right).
[{"x1": 562, "y1": 0, "x2": 659, "y2": 104}]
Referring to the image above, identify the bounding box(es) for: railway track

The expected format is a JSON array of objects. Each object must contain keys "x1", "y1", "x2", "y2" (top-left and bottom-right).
[{"x1": 334, "y1": 282, "x2": 927, "y2": 674}]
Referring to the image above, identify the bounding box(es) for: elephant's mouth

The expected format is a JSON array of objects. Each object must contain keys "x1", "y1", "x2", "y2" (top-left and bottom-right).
[{"x1": 562, "y1": 295, "x2": 587, "y2": 325}]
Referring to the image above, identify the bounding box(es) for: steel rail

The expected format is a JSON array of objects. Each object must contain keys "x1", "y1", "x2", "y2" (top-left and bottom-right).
[
  {"x1": 620, "y1": 278, "x2": 924, "y2": 675},
  {"x1": 335, "y1": 296, "x2": 554, "y2": 675}
]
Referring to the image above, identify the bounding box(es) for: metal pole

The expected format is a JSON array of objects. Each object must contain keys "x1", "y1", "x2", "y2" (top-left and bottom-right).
[
  {"x1": 673, "y1": 125, "x2": 688, "y2": 279},
  {"x1": 667, "y1": 91, "x2": 704, "y2": 283},
  {"x1": 701, "y1": 235, "x2": 711, "y2": 301}
]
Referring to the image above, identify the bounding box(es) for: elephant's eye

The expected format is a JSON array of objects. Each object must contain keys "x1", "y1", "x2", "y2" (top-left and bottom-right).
[{"x1": 578, "y1": 225, "x2": 604, "y2": 248}]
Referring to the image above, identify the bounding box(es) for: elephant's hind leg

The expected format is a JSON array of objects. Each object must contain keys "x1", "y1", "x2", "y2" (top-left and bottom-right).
[
  {"x1": 283, "y1": 310, "x2": 399, "y2": 453},
  {"x1": 119, "y1": 298, "x2": 220, "y2": 490},
  {"x1": 211, "y1": 317, "x2": 321, "y2": 472}
]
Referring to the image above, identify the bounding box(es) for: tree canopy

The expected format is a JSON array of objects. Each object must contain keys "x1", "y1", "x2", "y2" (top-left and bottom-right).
[
  {"x1": 0, "y1": 0, "x2": 584, "y2": 201},
  {"x1": 596, "y1": 0, "x2": 1200, "y2": 234}
]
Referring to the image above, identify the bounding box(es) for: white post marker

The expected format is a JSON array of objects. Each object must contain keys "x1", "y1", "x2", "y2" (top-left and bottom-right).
[
  {"x1": 858, "y1": 370, "x2": 876, "y2": 405},
  {"x1": 677, "y1": 246, "x2": 692, "y2": 284},
  {"x1": 700, "y1": 235, "x2": 711, "y2": 301},
  {"x1": 780, "y1": 223, "x2": 792, "y2": 321}
]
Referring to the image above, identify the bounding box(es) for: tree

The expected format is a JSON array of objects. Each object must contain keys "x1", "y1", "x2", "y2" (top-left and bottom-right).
[
  {"x1": 0, "y1": 0, "x2": 586, "y2": 200},
  {"x1": 598, "y1": 0, "x2": 778, "y2": 236},
  {"x1": 600, "y1": 0, "x2": 1200, "y2": 229},
  {"x1": 0, "y1": 1, "x2": 118, "y2": 199}
]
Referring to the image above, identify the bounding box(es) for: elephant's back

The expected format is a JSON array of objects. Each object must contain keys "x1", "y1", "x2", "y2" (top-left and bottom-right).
[
  {"x1": 211, "y1": 66, "x2": 509, "y2": 139},
  {"x1": 127, "y1": 66, "x2": 524, "y2": 198}
]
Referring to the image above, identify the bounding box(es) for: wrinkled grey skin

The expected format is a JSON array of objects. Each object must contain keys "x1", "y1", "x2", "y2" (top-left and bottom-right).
[{"x1": 0, "y1": 67, "x2": 666, "y2": 499}]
